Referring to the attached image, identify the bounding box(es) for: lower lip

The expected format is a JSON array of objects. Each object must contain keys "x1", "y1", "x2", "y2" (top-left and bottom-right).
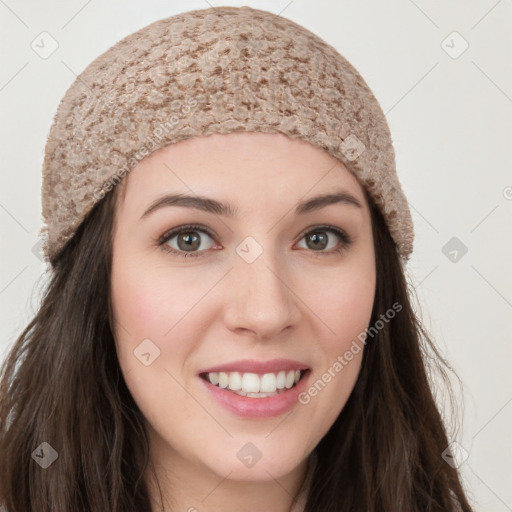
[{"x1": 199, "y1": 371, "x2": 310, "y2": 419}]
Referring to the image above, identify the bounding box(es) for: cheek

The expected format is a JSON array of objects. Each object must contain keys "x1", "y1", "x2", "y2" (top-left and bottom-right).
[
  {"x1": 324, "y1": 284, "x2": 373, "y2": 378},
  {"x1": 110, "y1": 263, "x2": 205, "y2": 419},
  {"x1": 329, "y1": 281, "x2": 374, "y2": 344},
  {"x1": 110, "y1": 258, "x2": 223, "y2": 391},
  {"x1": 110, "y1": 259, "x2": 195, "y2": 379},
  {"x1": 309, "y1": 266, "x2": 375, "y2": 350},
  {"x1": 111, "y1": 268, "x2": 161, "y2": 347},
  {"x1": 111, "y1": 260, "x2": 197, "y2": 341},
  {"x1": 297, "y1": 265, "x2": 375, "y2": 425}
]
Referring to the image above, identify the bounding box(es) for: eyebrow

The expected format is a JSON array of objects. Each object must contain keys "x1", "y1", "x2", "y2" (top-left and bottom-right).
[{"x1": 140, "y1": 190, "x2": 363, "y2": 220}]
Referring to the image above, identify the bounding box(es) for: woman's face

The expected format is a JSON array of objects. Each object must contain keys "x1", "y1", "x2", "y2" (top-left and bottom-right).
[{"x1": 111, "y1": 132, "x2": 376, "y2": 483}]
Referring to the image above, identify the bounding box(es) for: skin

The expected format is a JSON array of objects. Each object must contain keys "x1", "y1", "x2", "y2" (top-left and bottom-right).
[{"x1": 110, "y1": 132, "x2": 376, "y2": 512}]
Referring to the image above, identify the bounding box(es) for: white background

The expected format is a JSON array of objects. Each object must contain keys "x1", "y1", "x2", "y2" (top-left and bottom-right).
[{"x1": 1, "y1": 1, "x2": 511, "y2": 510}]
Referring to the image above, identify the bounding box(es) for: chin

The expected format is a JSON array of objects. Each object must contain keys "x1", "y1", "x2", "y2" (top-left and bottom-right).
[{"x1": 202, "y1": 441, "x2": 308, "y2": 482}]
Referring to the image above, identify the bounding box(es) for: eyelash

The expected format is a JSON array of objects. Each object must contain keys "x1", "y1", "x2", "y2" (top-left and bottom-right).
[{"x1": 156, "y1": 223, "x2": 353, "y2": 259}]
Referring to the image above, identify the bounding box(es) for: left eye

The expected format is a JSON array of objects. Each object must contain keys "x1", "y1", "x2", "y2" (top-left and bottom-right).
[{"x1": 296, "y1": 228, "x2": 346, "y2": 252}]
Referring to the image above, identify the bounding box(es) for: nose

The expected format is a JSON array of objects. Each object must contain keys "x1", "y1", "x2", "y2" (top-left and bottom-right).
[{"x1": 223, "y1": 251, "x2": 302, "y2": 341}]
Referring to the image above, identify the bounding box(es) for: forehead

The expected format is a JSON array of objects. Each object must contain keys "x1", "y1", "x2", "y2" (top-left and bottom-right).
[{"x1": 117, "y1": 132, "x2": 367, "y2": 213}]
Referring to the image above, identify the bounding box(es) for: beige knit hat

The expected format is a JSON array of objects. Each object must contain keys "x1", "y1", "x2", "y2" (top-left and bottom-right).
[{"x1": 40, "y1": 5, "x2": 414, "y2": 266}]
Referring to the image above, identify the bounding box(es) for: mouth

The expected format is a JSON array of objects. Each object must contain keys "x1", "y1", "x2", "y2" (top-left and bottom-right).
[{"x1": 199, "y1": 369, "x2": 310, "y2": 398}]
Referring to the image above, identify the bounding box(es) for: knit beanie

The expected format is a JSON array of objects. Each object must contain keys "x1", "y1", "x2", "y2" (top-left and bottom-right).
[{"x1": 39, "y1": 5, "x2": 414, "y2": 266}]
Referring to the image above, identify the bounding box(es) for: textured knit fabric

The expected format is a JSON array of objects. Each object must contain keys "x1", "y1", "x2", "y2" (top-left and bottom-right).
[{"x1": 40, "y1": 5, "x2": 414, "y2": 265}]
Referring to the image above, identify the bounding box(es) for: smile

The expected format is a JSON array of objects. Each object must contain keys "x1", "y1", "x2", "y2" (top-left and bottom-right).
[
  {"x1": 200, "y1": 370, "x2": 305, "y2": 397},
  {"x1": 198, "y1": 359, "x2": 312, "y2": 418}
]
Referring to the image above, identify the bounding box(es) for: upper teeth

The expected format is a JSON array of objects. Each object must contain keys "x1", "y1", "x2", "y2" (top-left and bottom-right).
[{"x1": 207, "y1": 370, "x2": 301, "y2": 393}]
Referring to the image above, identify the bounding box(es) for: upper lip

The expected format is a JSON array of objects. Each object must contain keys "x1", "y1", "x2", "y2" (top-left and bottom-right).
[{"x1": 198, "y1": 358, "x2": 310, "y2": 375}]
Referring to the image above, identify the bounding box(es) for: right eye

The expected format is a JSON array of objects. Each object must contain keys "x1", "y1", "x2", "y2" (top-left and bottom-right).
[{"x1": 158, "y1": 224, "x2": 218, "y2": 259}]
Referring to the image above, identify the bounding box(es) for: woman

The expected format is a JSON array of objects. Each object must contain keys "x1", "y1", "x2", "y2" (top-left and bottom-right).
[{"x1": 0, "y1": 6, "x2": 475, "y2": 511}]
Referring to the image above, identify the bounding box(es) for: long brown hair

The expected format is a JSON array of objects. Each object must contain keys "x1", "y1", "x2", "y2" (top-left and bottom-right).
[{"x1": 0, "y1": 178, "x2": 474, "y2": 511}]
